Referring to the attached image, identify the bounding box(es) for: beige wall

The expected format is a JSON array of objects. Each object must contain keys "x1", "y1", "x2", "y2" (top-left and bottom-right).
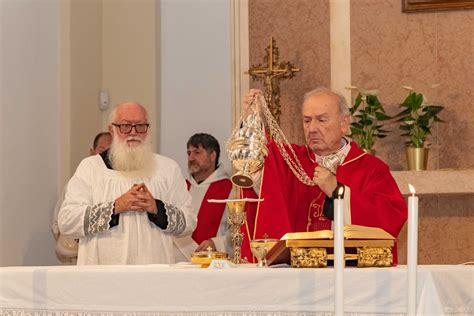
[
  {"x1": 69, "y1": 0, "x2": 103, "y2": 178},
  {"x1": 249, "y1": 0, "x2": 331, "y2": 146},
  {"x1": 60, "y1": 0, "x2": 159, "y2": 186},
  {"x1": 249, "y1": 0, "x2": 474, "y2": 264},
  {"x1": 1, "y1": 0, "x2": 60, "y2": 266},
  {"x1": 60, "y1": 0, "x2": 103, "y2": 185},
  {"x1": 102, "y1": 0, "x2": 158, "y2": 151}
]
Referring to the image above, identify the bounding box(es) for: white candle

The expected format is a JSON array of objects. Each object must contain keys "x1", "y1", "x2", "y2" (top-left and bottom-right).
[
  {"x1": 334, "y1": 186, "x2": 345, "y2": 316},
  {"x1": 407, "y1": 184, "x2": 418, "y2": 316}
]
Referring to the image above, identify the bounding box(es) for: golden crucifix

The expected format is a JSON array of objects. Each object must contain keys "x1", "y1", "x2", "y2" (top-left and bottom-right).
[{"x1": 245, "y1": 37, "x2": 300, "y2": 124}]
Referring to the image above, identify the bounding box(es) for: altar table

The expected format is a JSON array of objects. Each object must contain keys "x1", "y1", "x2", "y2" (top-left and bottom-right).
[{"x1": 1, "y1": 264, "x2": 472, "y2": 316}]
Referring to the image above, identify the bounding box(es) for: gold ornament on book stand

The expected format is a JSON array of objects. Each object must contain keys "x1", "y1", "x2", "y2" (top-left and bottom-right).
[{"x1": 265, "y1": 225, "x2": 395, "y2": 268}]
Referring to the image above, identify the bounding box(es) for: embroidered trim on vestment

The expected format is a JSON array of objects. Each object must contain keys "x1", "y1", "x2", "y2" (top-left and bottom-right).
[
  {"x1": 2, "y1": 308, "x2": 405, "y2": 316},
  {"x1": 314, "y1": 137, "x2": 351, "y2": 174},
  {"x1": 163, "y1": 202, "x2": 186, "y2": 235},
  {"x1": 340, "y1": 153, "x2": 367, "y2": 166},
  {"x1": 84, "y1": 201, "x2": 114, "y2": 235}
]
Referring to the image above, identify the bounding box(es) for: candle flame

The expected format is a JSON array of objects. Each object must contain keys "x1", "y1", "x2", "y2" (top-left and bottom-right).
[
  {"x1": 408, "y1": 184, "x2": 416, "y2": 195},
  {"x1": 338, "y1": 186, "x2": 344, "y2": 197}
]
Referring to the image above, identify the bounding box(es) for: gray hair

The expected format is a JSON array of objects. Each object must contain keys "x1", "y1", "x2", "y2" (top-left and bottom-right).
[
  {"x1": 109, "y1": 102, "x2": 149, "y2": 124},
  {"x1": 303, "y1": 86, "x2": 350, "y2": 116}
]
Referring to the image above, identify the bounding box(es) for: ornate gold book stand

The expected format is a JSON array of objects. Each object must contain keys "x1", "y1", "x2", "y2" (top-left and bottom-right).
[{"x1": 266, "y1": 225, "x2": 395, "y2": 268}]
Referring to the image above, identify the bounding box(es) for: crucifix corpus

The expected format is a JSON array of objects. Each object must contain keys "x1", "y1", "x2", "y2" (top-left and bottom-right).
[{"x1": 245, "y1": 37, "x2": 300, "y2": 124}]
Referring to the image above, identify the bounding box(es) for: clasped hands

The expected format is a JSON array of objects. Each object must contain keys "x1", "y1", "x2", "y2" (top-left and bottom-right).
[
  {"x1": 114, "y1": 183, "x2": 157, "y2": 214},
  {"x1": 313, "y1": 166, "x2": 338, "y2": 197}
]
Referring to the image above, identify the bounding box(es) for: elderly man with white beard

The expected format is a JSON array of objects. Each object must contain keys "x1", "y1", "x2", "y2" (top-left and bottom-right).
[{"x1": 58, "y1": 102, "x2": 195, "y2": 265}]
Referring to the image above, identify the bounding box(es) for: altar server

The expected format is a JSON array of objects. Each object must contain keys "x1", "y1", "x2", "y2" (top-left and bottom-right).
[{"x1": 59, "y1": 102, "x2": 196, "y2": 265}]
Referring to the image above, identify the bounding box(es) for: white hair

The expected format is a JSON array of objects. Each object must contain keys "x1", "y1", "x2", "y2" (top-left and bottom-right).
[
  {"x1": 109, "y1": 102, "x2": 149, "y2": 124},
  {"x1": 303, "y1": 86, "x2": 350, "y2": 116}
]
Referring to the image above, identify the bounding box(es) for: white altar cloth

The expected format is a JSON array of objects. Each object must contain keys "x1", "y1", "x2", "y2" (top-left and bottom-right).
[{"x1": 1, "y1": 264, "x2": 472, "y2": 316}]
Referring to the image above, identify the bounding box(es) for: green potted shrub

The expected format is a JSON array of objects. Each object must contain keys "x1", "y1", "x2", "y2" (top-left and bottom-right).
[
  {"x1": 393, "y1": 86, "x2": 444, "y2": 170},
  {"x1": 347, "y1": 87, "x2": 391, "y2": 155}
]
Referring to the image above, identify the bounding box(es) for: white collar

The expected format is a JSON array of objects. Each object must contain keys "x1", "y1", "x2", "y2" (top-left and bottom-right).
[
  {"x1": 188, "y1": 164, "x2": 229, "y2": 186},
  {"x1": 311, "y1": 137, "x2": 351, "y2": 173}
]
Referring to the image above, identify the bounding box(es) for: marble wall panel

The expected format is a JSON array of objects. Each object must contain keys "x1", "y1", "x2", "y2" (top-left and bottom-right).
[
  {"x1": 351, "y1": 0, "x2": 439, "y2": 170},
  {"x1": 249, "y1": 0, "x2": 331, "y2": 144},
  {"x1": 399, "y1": 195, "x2": 474, "y2": 264},
  {"x1": 436, "y1": 12, "x2": 474, "y2": 169},
  {"x1": 350, "y1": 0, "x2": 474, "y2": 265}
]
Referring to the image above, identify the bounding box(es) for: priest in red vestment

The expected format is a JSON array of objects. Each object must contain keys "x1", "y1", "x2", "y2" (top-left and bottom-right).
[
  {"x1": 173, "y1": 133, "x2": 232, "y2": 262},
  {"x1": 238, "y1": 87, "x2": 407, "y2": 264},
  {"x1": 201, "y1": 87, "x2": 407, "y2": 264}
]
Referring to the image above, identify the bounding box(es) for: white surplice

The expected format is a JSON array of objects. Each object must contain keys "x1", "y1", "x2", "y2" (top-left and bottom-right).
[{"x1": 58, "y1": 154, "x2": 196, "y2": 265}]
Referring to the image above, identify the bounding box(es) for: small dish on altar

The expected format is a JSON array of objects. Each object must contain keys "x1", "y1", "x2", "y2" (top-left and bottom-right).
[{"x1": 191, "y1": 249, "x2": 228, "y2": 268}]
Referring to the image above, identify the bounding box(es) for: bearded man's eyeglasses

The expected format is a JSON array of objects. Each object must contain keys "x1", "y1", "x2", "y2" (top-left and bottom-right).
[{"x1": 112, "y1": 123, "x2": 149, "y2": 134}]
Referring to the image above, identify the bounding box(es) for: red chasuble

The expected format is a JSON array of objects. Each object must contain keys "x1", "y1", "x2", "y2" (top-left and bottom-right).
[
  {"x1": 241, "y1": 141, "x2": 407, "y2": 264},
  {"x1": 188, "y1": 179, "x2": 232, "y2": 244}
]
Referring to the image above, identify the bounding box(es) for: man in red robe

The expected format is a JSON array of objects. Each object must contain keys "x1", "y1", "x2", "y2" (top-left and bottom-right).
[
  {"x1": 239, "y1": 87, "x2": 407, "y2": 263},
  {"x1": 201, "y1": 87, "x2": 407, "y2": 264},
  {"x1": 173, "y1": 133, "x2": 232, "y2": 262}
]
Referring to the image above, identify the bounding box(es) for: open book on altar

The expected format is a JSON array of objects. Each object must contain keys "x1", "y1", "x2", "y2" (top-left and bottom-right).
[
  {"x1": 281, "y1": 224, "x2": 395, "y2": 241},
  {"x1": 265, "y1": 225, "x2": 396, "y2": 267}
]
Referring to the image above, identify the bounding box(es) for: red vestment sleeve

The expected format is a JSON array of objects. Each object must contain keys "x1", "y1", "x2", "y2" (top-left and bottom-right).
[
  {"x1": 241, "y1": 141, "x2": 407, "y2": 264},
  {"x1": 241, "y1": 141, "x2": 322, "y2": 261},
  {"x1": 192, "y1": 179, "x2": 232, "y2": 244},
  {"x1": 337, "y1": 150, "x2": 407, "y2": 239},
  {"x1": 337, "y1": 145, "x2": 407, "y2": 264}
]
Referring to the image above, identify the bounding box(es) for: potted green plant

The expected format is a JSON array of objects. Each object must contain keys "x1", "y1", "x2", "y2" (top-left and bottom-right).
[
  {"x1": 347, "y1": 87, "x2": 391, "y2": 155},
  {"x1": 393, "y1": 86, "x2": 444, "y2": 170}
]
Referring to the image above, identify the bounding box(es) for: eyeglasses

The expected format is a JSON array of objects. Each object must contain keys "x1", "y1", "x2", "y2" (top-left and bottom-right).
[{"x1": 112, "y1": 123, "x2": 149, "y2": 134}]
